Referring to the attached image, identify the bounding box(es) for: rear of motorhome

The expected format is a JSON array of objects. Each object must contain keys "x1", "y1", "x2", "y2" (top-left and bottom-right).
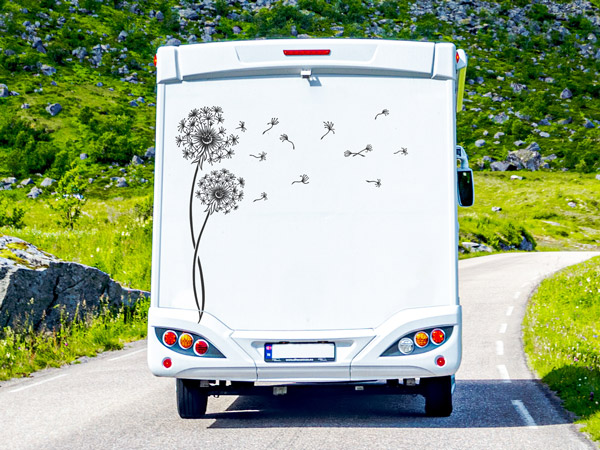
[{"x1": 148, "y1": 38, "x2": 473, "y2": 418}]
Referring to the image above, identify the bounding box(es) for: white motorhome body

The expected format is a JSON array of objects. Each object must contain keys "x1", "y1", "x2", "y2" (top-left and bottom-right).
[{"x1": 148, "y1": 39, "x2": 471, "y2": 417}]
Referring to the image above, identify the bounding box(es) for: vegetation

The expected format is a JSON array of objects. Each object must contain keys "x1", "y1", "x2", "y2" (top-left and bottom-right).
[
  {"x1": 524, "y1": 256, "x2": 600, "y2": 442},
  {"x1": 48, "y1": 163, "x2": 88, "y2": 230}
]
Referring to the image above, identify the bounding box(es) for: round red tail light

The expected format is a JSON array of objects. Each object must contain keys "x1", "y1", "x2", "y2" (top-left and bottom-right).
[
  {"x1": 431, "y1": 329, "x2": 445, "y2": 345},
  {"x1": 163, "y1": 330, "x2": 177, "y2": 347},
  {"x1": 194, "y1": 339, "x2": 209, "y2": 356},
  {"x1": 162, "y1": 357, "x2": 172, "y2": 368},
  {"x1": 436, "y1": 356, "x2": 446, "y2": 367}
]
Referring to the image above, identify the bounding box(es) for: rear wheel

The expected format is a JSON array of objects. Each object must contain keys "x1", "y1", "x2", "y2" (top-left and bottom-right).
[
  {"x1": 423, "y1": 376, "x2": 453, "y2": 417},
  {"x1": 176, "y1": 378, "x2": 208, "y2": 419}
]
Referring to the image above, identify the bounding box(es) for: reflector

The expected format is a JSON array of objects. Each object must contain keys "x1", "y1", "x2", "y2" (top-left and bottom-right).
[
  {"x1": 162, "y1": 357, "x2": 172, "y2": 368},
  {"x1": 436, "y1": 356, "x2": 446, "y2": 367}
]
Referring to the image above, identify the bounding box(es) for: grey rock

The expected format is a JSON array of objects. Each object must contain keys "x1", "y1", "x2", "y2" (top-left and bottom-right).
[
  {"x1": 539, "y1": 119, "x2": 551, "y2": 126},
  {"x1": 20, "y1": 103, "x2": 30, "y2": 109},
  {"x1": 40, "y1": 178, "x2": 55, "y2": 187},
  {"x1": 131, "y1": 155, "x2": 143, "y2": 165},
  {"x1": 558, "y1": 117, "x2": 572, "y2": 125},
  {"x1": 155, "y1": 11, "x2": 164, "y2": 21},
  {"x1": 40, "y1": 64, "x2": 56, "y2": 76},
  {"x1": 32, "y1": 37, "x2": 46, "y2": 53},
  {"x1": 116, "y1": 177, "x2": 129, "y2": 188},
  {"x1": 0, "y1": 236, "x2": 149, "y2": 333},
  {"x1": 491, "y1": 206, "x2": 502, "y2": 212},
  {"x1": 595, "y1": 174, "x2": 600, "y2": 181},
  {"x1": 518, "y1": 235, "x2": 534, "y2": 251},
  {"x1": 560, "y1": 88, "x2": 573, "y2": 99},
  {"x1": 483, "y1": 156, "x2": 495, "y2": 163},
  {"x1": 72, "y1": 47, "x2": 87, "y2": 60},
  {"x1": 567, "y1": 201, "x2": 577, "y2": 208},
  {"x1": 96, "y1": 82, "x2": 103, "y2": 87},
  {"x1": 507, "y1": 146, "x2": 542, "y2": 171},
  {"x1": 510, "y1": 175, "x2": 523, "y2": 180},
  {"x1": 584, "y1": 119, "x2": 595, "y2": 129},
  {"x1": 88, "y1": 178, "x2": 94, "y2": 184},
  {"x1": 165, "y1": 38, "x2": 181, "y2": 46},
  {"x1": 494, "y1": 132, "x2": 505, "y2": 139},
  {"x1": 291, "y1": 25, "x2": 298, "y2": 37},
  {"x1": 26, "y1": 187, "x2": 42, "y2": 199},
  {"x1": 511, "y1": 82, "x2": 526, "y2": 93},
  {"x1": 539, "y1": 132, "x2": 550, "y2": 138},
  {"x1": 492, "y1": 112, "x2": 509, "y2": 124},
  {"x1": 474, "y1": 139, "x2": 486, "y2": 147},
  {"x1": 46, "y1": 103, "x2": 62, "y2": 116},
  {"x1": 3, "y1": 177, "x2": 17, "y2": 185},
  {"x1": 80, "y1": 153, "x2": 88, "y2": 160},
  {"x1": 117, "y1": 30, "x2": 128, "y2": 42},
  {"x1": 232, "y1": 26, "x2": 241, "y2": 34},
  {"x1": 128, "y1": 100, "x2": 138, "y2": 107},
  {"x1": 20, "y1": 178, "x2": 34, "y2": 186},
  {"x1": 179, "y1": 9, "x2": 199, "y2": 20},
  {"x1": 515, "y1": 111, "x2": 530, "y2": 121},
  {"x1": 144, "y1": 147, "x2": 155, "y2": 159},
  {"x1": 461, "y1": 242, "x2": 493, "y2": 253},
  {"x1": 0, "y1": 84, "x2": 9, "y2": 97},
  {"x1": 491, "y1": 161, "x2": 516, "y2": 172}
]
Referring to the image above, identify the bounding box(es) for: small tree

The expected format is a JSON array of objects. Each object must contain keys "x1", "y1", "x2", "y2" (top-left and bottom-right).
[{"x1": 50, "y1": 163, "x2": 88, "y2": 230}]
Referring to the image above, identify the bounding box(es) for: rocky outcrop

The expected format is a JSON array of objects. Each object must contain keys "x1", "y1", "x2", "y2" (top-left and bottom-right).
[{"x1": 0, "y1": 236, "x2": 148, "y2": 333}]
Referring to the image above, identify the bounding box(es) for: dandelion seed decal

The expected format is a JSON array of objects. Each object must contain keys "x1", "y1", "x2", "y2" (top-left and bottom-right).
[
  {"x1": 344, "y1": 144, "x2": 373, "y2": 157},
  {"x1": 394, "y1": 147, "x2": 408, "y2": 156},
  {"x1": 250, "y1": 152, "x2": 267, "y2": 161},
  {"x1": 321, "y1": 121, "x2": 335, "y2": 140},
  {"x1": 263, "y1": 118, "x2": 279, "y2": 134},
  {"x1": 366, "y1": 179, "x2": 382, "y2": 188},
  {"x1": 192, "y1": 169, "x2": 245, "y2": 322},
  {"x1": 374, "y1": 109, "x2": 389, "y2": 120},
  {"x1": 253, "y1": 192, "x2": 268, "y2": 202},
  {"x1": 292, "y1": 174, "x2": 310, "y2": 185},
  {"x1": 280, "y1": 134, "x2": 295, "y2": 150},
  {"x1": 175, "y1": 106, "x2": 240, "y2": 248},
  {"x1": 237, "y1": 121, "x2": 247, "y2": 132}
]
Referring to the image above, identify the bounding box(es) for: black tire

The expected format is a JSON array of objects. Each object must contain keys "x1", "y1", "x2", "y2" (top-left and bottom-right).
[
  {"x1": 176, "y1": 378, "x2": 208, "y2": 419},
  {"x1": 424, "y1": 376, "x2": 453, "y2": 417}
]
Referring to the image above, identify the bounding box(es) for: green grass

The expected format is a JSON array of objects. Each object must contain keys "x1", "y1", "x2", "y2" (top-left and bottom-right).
[
  {"x1": 0, "y1": 296, "x2": 149, "y2": 381},
  {"x1": 523, "y1": 256, "x2": 600, "y2": 442}
]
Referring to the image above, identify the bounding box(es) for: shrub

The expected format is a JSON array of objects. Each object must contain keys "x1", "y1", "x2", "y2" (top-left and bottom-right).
[
  {"x1": 0, "y1": 198, "x2": 25, "y2": 228},
  {"x1": 49, "y1": 164, "x2": 88, "y2": 230}
]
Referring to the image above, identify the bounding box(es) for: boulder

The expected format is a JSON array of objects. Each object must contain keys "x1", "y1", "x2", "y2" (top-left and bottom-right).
[
  {"x1": 40, "y1": 64, "x2": 56, "y2": 76},
  {"x1": 116, "y1": 177, "x2": 129, "y2": 187},
  {"x1": 0, "y1": 236, "x2": 148, "y2": 333},
  {"x1": 179, "y1": 9, "x2": 199, "y2": 20},
  {"x1": 26, "y1": 187, "x2": 42, "y2": 199},
  {"x1": 560, "y1": 88, "x2": 572, "y2": 99},
  {"x1": 144, "y1": 147, "x2": 155, "y2": 159},
  {"x1": 80, "y1": 153, "x2": 88, "y2": 160},
  {"x1": 474, "y1": 139, "x2": 486, "y2": 147},
  {"x1": 117, "y1": 30, "x2": 128, "y2": 42},
  {"x1": 72, "y1": 47, "x2": 87, "y2": 60},
  {"x1": 46, "y1": 103, "x2": 62, "y2": 116},
  {"x1": 131, "y1": 155, "x2": 143, "y2": 165},
  {"x1": 490, "y1": 161, "x2": 516, "y2": 172},
  {"x1": 507, "y1": 147, "x2": 542, "y2": 171},
  {"x1": 3, "y1": 177, "x2": 17, "y2": 185},
  {"x1": 0, "y1": 84, "x2": 9, "y2": 97},
  {"x1": 40, "y1": 177, "x2": 55, "y2": 187},
  {"x1": 461, "y1": 242, "x2": 493, "y2": 253},
  {"x1": 20, "y1": 178, "x2": 34, "y2": 186}
]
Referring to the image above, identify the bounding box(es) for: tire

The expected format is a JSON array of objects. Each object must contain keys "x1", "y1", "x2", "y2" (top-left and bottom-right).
[
  {"x1": 176, "y1": 378, "x2": 208, "y2": 419},
  {"x1": 424, "y1": 375, "x2": 453, "y2": 417}
]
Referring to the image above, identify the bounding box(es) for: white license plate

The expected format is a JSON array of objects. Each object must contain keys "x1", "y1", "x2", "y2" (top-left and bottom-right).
[{"x1": 264, "y1": 343, "x2": 335, "y2": 362}]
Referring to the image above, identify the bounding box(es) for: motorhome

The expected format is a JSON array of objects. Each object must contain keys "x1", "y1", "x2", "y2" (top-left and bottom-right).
[{"x1": 148, "y1": 38, "x2": 473, "y2": 418}]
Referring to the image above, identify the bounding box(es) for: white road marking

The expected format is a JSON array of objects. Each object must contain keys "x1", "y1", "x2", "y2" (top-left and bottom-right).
[
  {"x1": 514, "y1": 291, "x2": 521, "y2": 299},
  {"x1": 499, "y1": 323, "x2": 508, "y2": 334},
  {"x1": 506, "y1": 306, "x2": 514, "y2": 316},
  {"x1": 511, "y1": 400, "x2": 538, "y2": 429},
  {"x1": 496, "y1": 341, "x2": 504, "y2": 356},
  {"x1": 108, "y1": 348, "x2": 146, "y2": 362},
  {"x1": 497, "y1": 365, "x2": 511, "y2": 383},
  {"x1": 9, "y1": 374, "x2": 68, "y2": 393},
  {"x1": 520, "y1": 282, "x2": 529, "y2": 288}
]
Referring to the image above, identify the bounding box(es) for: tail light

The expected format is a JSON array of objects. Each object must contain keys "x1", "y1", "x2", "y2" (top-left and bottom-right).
[
  {"x1": 431, "y1": 329, "x2": 446, "y2": 345},
  {"x1": 436, "y1": 356, "x2": 446, "y2": 367},
  {"x1": 162, "y1": 357, "x2": 172, "y2": 368},
  {"x1": 283, "y1": 49, "x2": 331, "y2": 56},
  {"x1": 414, "y1": 331, "x2": 429, "y2": 348},
  {"x1": 194, "y1": 340, "x2": 209, "y2": 356},
  {"x1": 179, "y1": 333, "x2": 193, "y2": 349},
  {"x1": 162, "y1": 330, "x2": 177, "y2": 347}
]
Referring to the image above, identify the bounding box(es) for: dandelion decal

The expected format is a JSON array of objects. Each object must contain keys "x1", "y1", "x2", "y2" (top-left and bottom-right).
[
  {"x1": 374, "y1": 109, "x2": 389, "y2": 120},
  {"x1": 175, "y1": 106, "x2": 240, "y2": 247},
  {"x1": 280, "y1": 134, "x2": 295, "y2": 150},
  {"x1": 250, "y1": 152, "x2": 267, "y2": 161},
  {"x1": 192, "y1": 168, "x2": 245, "y2": 322},
  {"x1": 366, "y1": 179, "x2": 382, "y2": 188},
  {"x1": 292, "y1": 174, "x2": 310, "y2": 185},
  {"x1": 394, "y1": 147, "x2": 408, "y2": 156},
  {"x1": 253, "y1": 192, "x2": 268, "y2": 202},
  {"x1": 263, "y1": 118, "x2": 279, "y2": 134},
  {"x1": 321, "y1": 121, "x2": 335, "y2": 140},
  {"x1": 237, "y1": 121, "x2": 247, "y2": 132},
  {"x1": 344, "y1": 144, "x2": 373, "y2": 157}
]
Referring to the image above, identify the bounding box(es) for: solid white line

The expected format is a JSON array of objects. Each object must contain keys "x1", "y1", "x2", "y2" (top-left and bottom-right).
[
  {"x1": 496, "y1": 341, "x2": 504, "y2": 356},
  {"x1": 497, "y1": 364, "x2": 511, "y2": 383},
  {"x1": 499, "y1": 323, "x2": 508, "y2": 334},
  {"x1": 9, "y1": 374, "x2": 68, "y2": 393},
  {"x1": 506, "y1": 306, "x2": 514, "y2": 316},
  {"x1": 511, "y1": 400, "x2": 538, "y2": 429},
  {"x1": 514, "y1": 291, "x2": 521, "y2": 299},
  {"x1": 108, "y1": 348, "x2": 146, "y2": 362}
]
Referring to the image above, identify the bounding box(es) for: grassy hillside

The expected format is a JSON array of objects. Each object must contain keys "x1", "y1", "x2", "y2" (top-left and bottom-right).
[{"x1": 0, "y1": 0, "x2": 600, "y2": 178}]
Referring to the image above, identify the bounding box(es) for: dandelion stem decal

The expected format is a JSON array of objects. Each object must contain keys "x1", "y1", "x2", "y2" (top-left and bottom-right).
[
  {"x1": 262, "y1": 118, "x2": 279, "y2": 134},
  {"x1": 280, "y1": 134, "x2": 295, "y2": 150},
  {"x1": 292, "y1": 174, "x2": 310, "y2": 185},
  {"x1": 192, "y1": 169, "x2": 245, "y2": 322},
  {"x1": 366, "y1": 179, "x2": 382, "y2": 188},
  {"x1": 321, "y1": 121, "x2": 335, "y2": 140},
  {"x1": 374, "y1": 109, "x2": 389, "y2": 120},
  {"x1": 250, "y1": 152, "x2": 267, "y2": 161},
  {"x1": 394, "y1": 147, "x2": 408, "y2": 156},
  {"x1": 176, "y1": 106, "x2": 239, "y2": 247},
  {"x1": 253, "y1": 192, "x2": 268, "y2": 202},
  {"x1": 236, "y1": 121, "x2": 247, "y2": 132},
  {"x1": 344, "y1": 144, "x2": 373, "y2": 157}
]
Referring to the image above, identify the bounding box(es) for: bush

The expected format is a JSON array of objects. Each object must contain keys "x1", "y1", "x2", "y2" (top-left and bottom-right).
[
  {"x1": 0, "y1": 198, "x2": 25, "y2": 228},
  {"x1": 49, "y1": 164, "x2": 88, "y2": 230}
]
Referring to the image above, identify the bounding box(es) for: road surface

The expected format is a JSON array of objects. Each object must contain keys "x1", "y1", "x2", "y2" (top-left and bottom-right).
[{"x1": 1, "y1": 252, "x2": 599, "y2": 449}]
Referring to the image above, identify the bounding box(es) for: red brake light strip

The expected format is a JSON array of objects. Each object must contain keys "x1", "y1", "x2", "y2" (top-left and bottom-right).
[{"x1": 283, "y1": 49, "x2": 331, "y2": 56}]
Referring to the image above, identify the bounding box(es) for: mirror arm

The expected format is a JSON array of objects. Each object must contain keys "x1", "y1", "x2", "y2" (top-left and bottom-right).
[{"x1": 456, "y1": 145, "x2": 470, "y2": 170}]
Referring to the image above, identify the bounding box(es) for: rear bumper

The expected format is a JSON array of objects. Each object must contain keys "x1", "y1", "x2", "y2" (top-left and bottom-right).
[{"x1": 147, "y1": 305, "x2": 461, "y2": 382}]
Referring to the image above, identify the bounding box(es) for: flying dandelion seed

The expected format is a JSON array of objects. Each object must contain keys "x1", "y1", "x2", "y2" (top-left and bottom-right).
[
  {"x1": 250, "y1": 152, "x2": 267, "y2": 161},
  {"x1": 292, "y1": 174, "x2": 310, "y2": 185},
  {"x1": 237, "y1": 121, "x2": 247, "y2": 132},
  {"x1": 366, "y1": 179, "x2": 382, "y2": 188},
  {"x1": 263, "y1": 118, "x2": 279, "y2": 134},
  {"x1": 280, "y1": 134, "x2": 295, "y2": 149},
  {"x1": 345, "y1": 144, "x2": 373, "y2": 157},
  {"x1": 394, "y1": 147, "x2": 408, "y2": 156},
  {"x1": 321, "y1": 121, "x2": 335, "y2": 140},
  {"x1": 374, "y1": 109, "x2": 389, "y2": 120},
  {"x1": 253, "y1": 192, "x2": 268, "y2": 202}
]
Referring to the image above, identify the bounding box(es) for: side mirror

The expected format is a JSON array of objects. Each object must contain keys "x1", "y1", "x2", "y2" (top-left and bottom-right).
[{"x1": 457, "y1": 169, "x2": 474, "y2": 207}]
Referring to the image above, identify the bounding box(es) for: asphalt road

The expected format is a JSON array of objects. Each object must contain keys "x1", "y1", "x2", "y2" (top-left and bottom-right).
[{"x1": 2, "y1": 252, "x2": 599, "y2": 450}]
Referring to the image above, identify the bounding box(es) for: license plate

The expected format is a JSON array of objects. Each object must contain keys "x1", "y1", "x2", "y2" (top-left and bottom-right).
[{"x1": 264, "y1": 343, "x2": 335, "y2": 362}]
